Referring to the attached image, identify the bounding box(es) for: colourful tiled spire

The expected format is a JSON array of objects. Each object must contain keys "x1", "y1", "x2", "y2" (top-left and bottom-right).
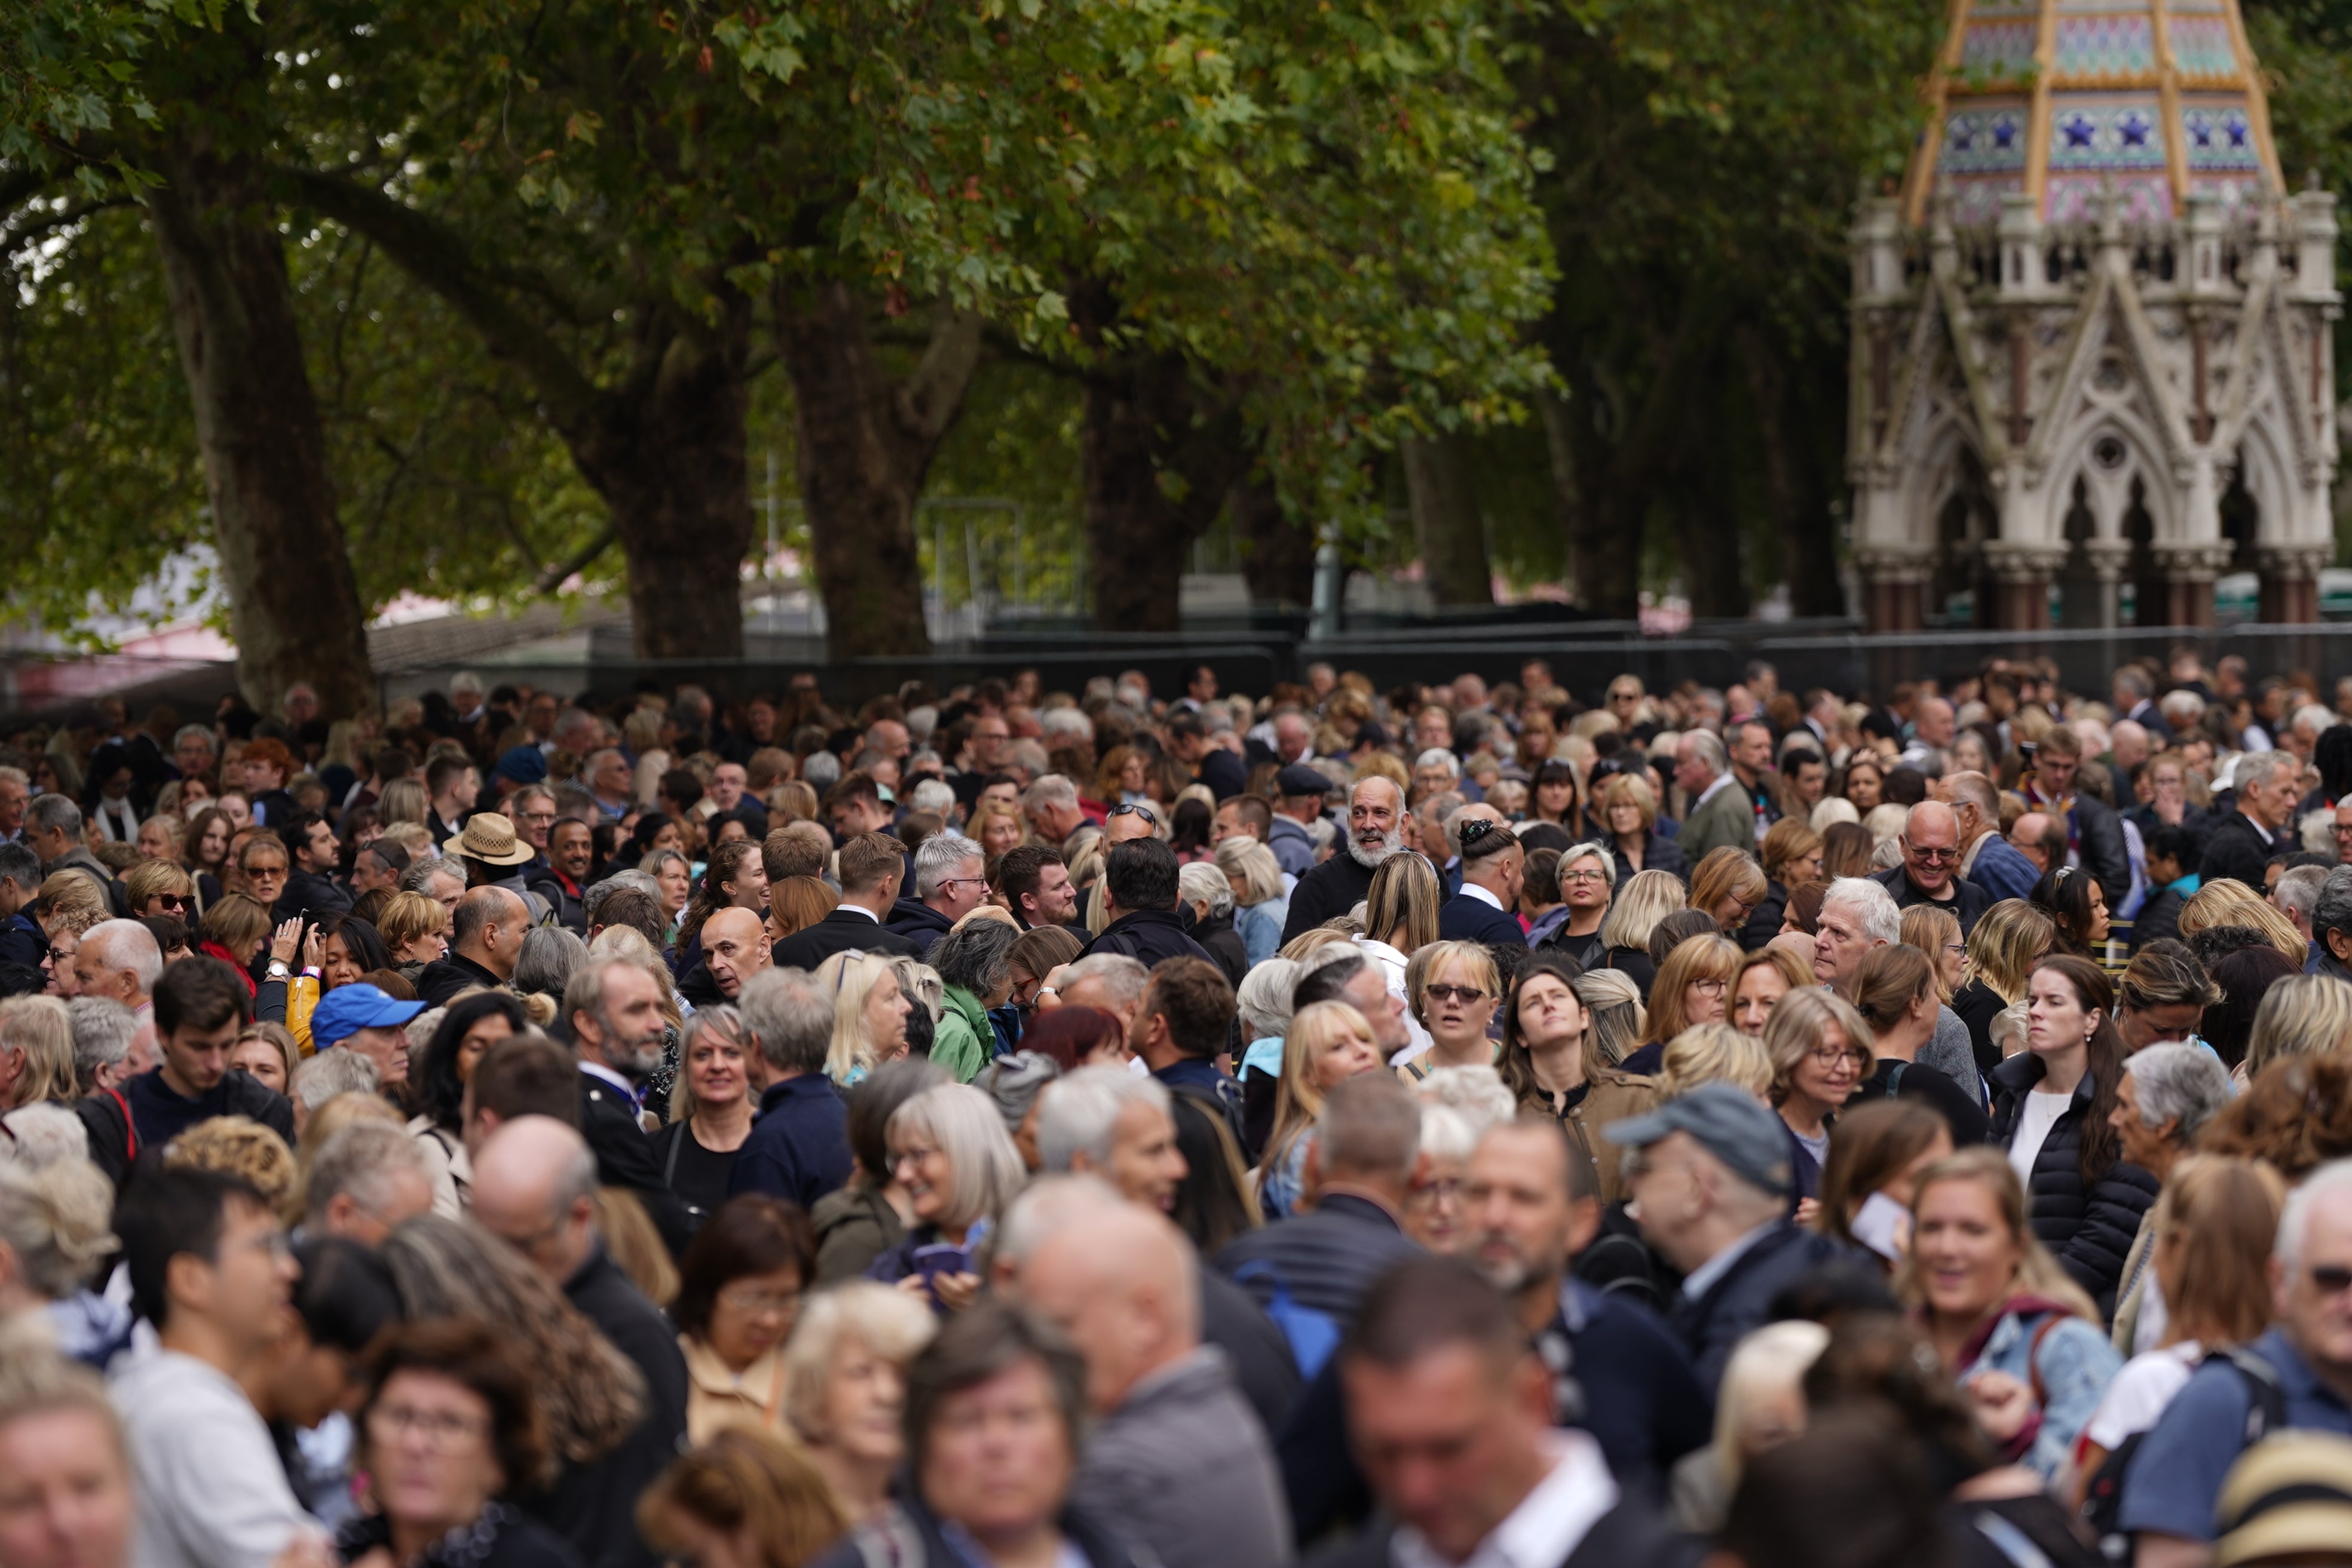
[{"x1": 1903, "y1": 0, "x2": 2283, "y2": 225}]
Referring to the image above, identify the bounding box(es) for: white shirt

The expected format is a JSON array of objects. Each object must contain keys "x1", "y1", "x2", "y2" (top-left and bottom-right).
[
  {"x1": 1391, "y1": 1430, "x2": 1618, "y2": 1568},
  {"x1": 1460, "y1": 881, "x2": 1505, "y2": 912},
  {"x1": 1695, "y1": 773, "x2": 1736, "y2": 810},
  {"x1": 2008, "y1": 1088, "x2": 2072, "y2": 1185},
  {"x1": 838, "y1": 901, "x2": 880, "y2": 923},
  {"x1": 2082, "y1": 1342, "x2": 2203, "y2": 1451},
  {"x1": 113, "y1": 1350, "x2": 317, "y2": 1568}
]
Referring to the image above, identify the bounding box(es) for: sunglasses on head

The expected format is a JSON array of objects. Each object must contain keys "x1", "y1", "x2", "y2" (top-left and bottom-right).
[{"x1": 1107, "y1": 803, "x2": 1157, "y2": 825}]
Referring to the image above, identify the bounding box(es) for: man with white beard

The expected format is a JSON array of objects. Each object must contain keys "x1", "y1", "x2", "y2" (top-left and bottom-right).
[{"x1": 1281, "y1": 776, "x2": 1407, "y2": 944}]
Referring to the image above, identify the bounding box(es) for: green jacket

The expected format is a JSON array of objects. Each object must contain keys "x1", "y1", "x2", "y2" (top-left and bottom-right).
[
  {"x1": 929, "y1": 985, "x2": 995, "y2": 1083},
  {"x1": 1679, "y1": 776, "x2": 1760, "y2": 868}
]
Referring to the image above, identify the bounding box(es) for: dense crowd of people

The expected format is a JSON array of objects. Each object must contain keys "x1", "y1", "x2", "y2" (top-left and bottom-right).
[{"x1": 8, "y1": 648, "x2": 2352, "y2": 1568}]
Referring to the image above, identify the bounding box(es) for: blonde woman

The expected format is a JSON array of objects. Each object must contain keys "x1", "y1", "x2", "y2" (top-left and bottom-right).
[
  {"x1": 1260, "y1": 1000, "x2": 1385, "y2": 1219},
  {"x1": 1655, "y1": 1023, "x2": 1776, "y2": 1101},
  {"x1": 1622, "y1": 934, "x2": 1744, "y2": 1075},
  {"x1": 376, "y1": 777, "x2": 429, "y2": 829},
  {"x1": 1899, "y1": 904, "x2": 1965, "y2": 1002},
  {"x1": 1670, "y1": 1319, "x2": 1830, "y2": 1535},
  {"x1": 1688, "y1": 847, "x2": 1769, "y2": 942},
  {"x1": 782, "y1": 1282, "x2": 938, "y2": 1524},
  {"x1": 1761, "y1": 987, "x2": 1874, "y2": 1203},
  {"x1": 377, "y1": 890, "x2": 452, "y2": 981},
  {"x1": 969, "y1": 797, "x2": 1027, "y2": 862},
  {"x1": 2243, "y1": 973, "x2": 2352, "y2": 1078},
  {"x1": 1401, "y1": 941, "x2": 1500, "y2": 1081},
  {"x1": 1600, "y1": 772, "x2": 1686, "y2": 881},
  {"x1": 1570, "y1": 967, "x2": 1646, "y2": 1068},
  {"x1": 0, "y1": 997, "x2": 78, "y2": 1111},
  {"x1": 2178, "y1": 878, "x2": 2307, "y2": 967},
  {"x1": 1362, "y1": 850, "x2": 1442, "y2": 957},
  {"x1": 1731, "y1": 946, "x2": 1814, "y2": 1037},
  {"x1": 1953, "y1": 899, "x2": 2054, "y2": 1079},
  {"x1": 1599, "y1": 868, "x2": 1689, "y2": 997},
  {"x1": 121, "y1": 860, "x2": 195, "y2": 921},
  {"x1": 1217, "y1": 837, "x2": 1290, "y2": 966},
  {"x1": 1497, "y1": 951, "x2": 1656, "y2": 1203},
  {"x1": 817, "y1": 950, "x2": 914, "y2": 1087},
  {"x1": 1747, "y1": 819, "x2": 1824, "y2": 948}
]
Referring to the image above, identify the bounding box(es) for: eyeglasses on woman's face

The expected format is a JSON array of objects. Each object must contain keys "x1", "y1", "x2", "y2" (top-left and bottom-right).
[{"x1": 1422, "y1": 984, "x2": 1490, "y2": 1006}]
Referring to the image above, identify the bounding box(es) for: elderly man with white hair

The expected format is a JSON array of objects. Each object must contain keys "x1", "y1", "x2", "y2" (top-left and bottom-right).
[
  {"x1": 1281, "y1": 774, "x2": 1408, "y2": 944},
  {"x1": 69, "y1": 920, "x2": 161, "y2": 1021},
  {"x1": 1813, "y1": 877, "x2": 1901, "y2": 998},
  {"x1": 2201, "y1": 749, "x2": 2301, "y2": 892}
]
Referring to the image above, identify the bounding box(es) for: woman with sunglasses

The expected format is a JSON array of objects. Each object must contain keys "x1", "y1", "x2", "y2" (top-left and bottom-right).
[
  {"x1": 651, "y1": 1008, "x2": 762, "y2": 1233},
  {"x1": 1399, "y1": 941, "x2": 1500, "y2": 1082},
  {"x1": 121, "y1": 859, "x2": 196, "y2": 921}
]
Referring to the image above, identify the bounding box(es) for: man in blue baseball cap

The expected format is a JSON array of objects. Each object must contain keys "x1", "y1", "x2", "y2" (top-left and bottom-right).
[
  {"x1": 1605, "y1": 1082, "x2": 1854, "y2": 1396},
  {"x1": 310, "y1": 982, "x2": 425, "y2": 1098}
]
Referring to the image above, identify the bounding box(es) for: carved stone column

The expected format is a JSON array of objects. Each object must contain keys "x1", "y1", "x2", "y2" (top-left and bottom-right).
[
  {"x1": 2151, "y1": 542, "x2": 2235, "y2": 628},
  {"x1": 1854, "y1": 549, "x2": 1933, "y2": 632},
  {"x1": 1981, "y1": 544, "x2": 2069, "y2": 631},
  {"x1": 2256, "y1": 543, "x2": 2330, "y2": 624},
  {"x1": 2078, "y1": 538, "x2": 2133, "y2": 630}
]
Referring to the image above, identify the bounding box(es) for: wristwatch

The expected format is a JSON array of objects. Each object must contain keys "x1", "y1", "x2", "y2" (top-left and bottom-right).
[{"x1": 266, "y1": 960, "x2": 291, "y2": 979}]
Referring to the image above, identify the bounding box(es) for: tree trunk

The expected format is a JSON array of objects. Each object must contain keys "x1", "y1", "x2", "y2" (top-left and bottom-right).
[
  {"x1": 571, "y1": 308, "x2": 757, "y2": 659},
  {"x1": 144, "y1": 142, "x2": 374, "y2": 719},
  {"x1": 776, "y1": 286, "x2": 981, "y2": 660},
  {"x1": 1669, "y1": 369, "x2": 1748, "y2": 620},
  {"x1": 1737, "y1": 324, "x2": 1843, "y2": 617},
  {"x1": 1079, "y1": 351, "x2": 1247, "y2": 633},
  {"x1": 1402, "y1": 434, "x2": 1493, "y2": 607},
  {"x1": 1230, "y1": 470, "x2": 1316, "y2": 607}
]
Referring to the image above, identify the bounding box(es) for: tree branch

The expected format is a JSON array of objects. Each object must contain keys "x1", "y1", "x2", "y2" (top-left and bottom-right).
[
  {"x1": 535, "y1": 524, "x2": 617, "y2": 593},
  {"x1": 278, "y1": 166, "x2": 604, "y2": 435}
]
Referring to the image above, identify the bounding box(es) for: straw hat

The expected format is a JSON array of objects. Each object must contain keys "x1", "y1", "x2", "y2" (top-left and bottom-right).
[
  {"x1": 455, "y1": 812, "x2": 535, "y2": 867},
  {"x1": 2215, "y1": 1431, "x2": 2352, "y2": 1567}
]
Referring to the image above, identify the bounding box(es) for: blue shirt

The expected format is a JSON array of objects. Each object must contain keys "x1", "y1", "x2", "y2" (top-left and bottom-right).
[
  {"x1": 728, "y1": 1074, "x2": 852, "y2": 1211},
  {"x1": 2120, "y1": 1328, "x2": 2352, "y2": 1541}
]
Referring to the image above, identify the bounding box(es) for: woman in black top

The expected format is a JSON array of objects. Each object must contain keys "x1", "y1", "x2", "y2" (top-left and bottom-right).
[
  {"x1": 650, "y1": 1005, "x2": 758, "y2": 1232},
  {"x1": 1846, "y1": 945, "x2": 1990, "y2": 1144}
]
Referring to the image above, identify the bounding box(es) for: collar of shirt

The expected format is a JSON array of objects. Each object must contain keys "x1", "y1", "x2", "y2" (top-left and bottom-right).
[
  {"x1": 1680, "y1": 1218, "x2": 1781, "y2": 1303},
  {"x1": 837, "y1": 902, "x2": 880, "y2": 924},
  {"x1": 1696, "y1": 772, "x2": 1736, "y2": 808},
  {"x1": 1389, "y1": 1429, "x2": 1618, "y2": 1568},
  {"x1": 1460, "y1": 881, "x2": 1505, "y2": 912},
  {"x1": 578, "y1": 1059, "x2": 641, "y2": 1106}
]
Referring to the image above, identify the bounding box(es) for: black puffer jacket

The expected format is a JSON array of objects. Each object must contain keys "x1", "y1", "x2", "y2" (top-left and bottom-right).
[{"x1": 1987, "y1": 1054, "x2": 2158, "y2": 1318}]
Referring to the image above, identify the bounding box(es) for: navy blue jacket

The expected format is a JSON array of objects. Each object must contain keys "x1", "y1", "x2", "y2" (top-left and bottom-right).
[
  {"x1": 1214, "y1": 1192, "x2": 1421, "y2": 1329},
  {"x1": 884, "y1": 896, "x2": 956, "y2": 957},
  {"x1": 728, "y1": 1074, "x2": 852, "y2": 1211},
  {"x1": 1670, "y1": 1221, "x2": 1857, "y2": 1396},
  {"x1": 0, "y1": 912, "x2": 43, "y2": 972},
  {"x1": 1437, "y1": 890, "x2": 1528, "y2": 950},
  {"x1": 1080, "y1": 907, "x2": 1213, "y2": 970},
  {"x1": 1870, "y1": 865, "x2": 1995, "y2": 937}
]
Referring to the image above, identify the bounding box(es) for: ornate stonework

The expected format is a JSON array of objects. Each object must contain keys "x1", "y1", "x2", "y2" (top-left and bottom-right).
[{"x1": 1849, "y1": 0, "x2": 2339, "y2": 629}]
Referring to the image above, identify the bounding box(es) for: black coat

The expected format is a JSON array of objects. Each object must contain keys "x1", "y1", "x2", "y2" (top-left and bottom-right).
[
  {"x1": 577, "y1": 1073, "x2": 695, "y2": 1258},
  {"x1": 274, "y1": 869, "x2": 351, "y2": 923},
  {"x1": 1871, "y1": 865, "x2": 1996, "y2": 937},
  {"x1": 885, "y1": 896, "x2": 957, "y2": 956},
  {"x1": 1190, "y1": 911, "x2": 1251, "y2": 987},
  {"x1": 531, "y1": 1247, "x2": 689, "y2": 1568},
  {"x1": 2073, "y1": 793, "x2": 2132, "y2": 909},
  {"x1": 1738, "y1": 880, "x2": 1790, "y2": 953},
  {"x1": 527, "y1": 866, "x2": 586, "y2": 934},
  {"x1": 1303, "y1": 1492, "x2": 1699, "y2": 1568},
  {"x1": 1214, "y1": 1193, "x2": 1422, "y2": 1329},
  {"x1": 1279, "y1": 852, "x2": 1378, "y2": 945},
  {"x1": 2131, "y1": 886, "x2": 2187, "y2": 954},
  {"x1": 1987, "y1": 1054, "x2": 2159, "y2": 1318},
  {"x1": 416, "y1": 951, "x2": 509, "y2": 1008},
  {"x1": 1609, "y1": 834, "x2": 1688, "y2": 886},
  {"x1": 2199, "y1": 809, "x2": 2286, "y2": 893},
  {"x1": 1081, "y1": 907, "x2": 1213, "y2": 969},
  {"x1": 1437, "y1": 890, "x2": 1529, "y2": 950},
  {"x1": 1950, "y1": 978, "x2": 2011, "y2": 1082},
  {"x1": 771, "y1": 907, "x2": 917, "y2": 970}
]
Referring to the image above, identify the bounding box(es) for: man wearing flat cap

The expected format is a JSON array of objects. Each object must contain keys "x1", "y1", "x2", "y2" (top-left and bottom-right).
[
  {"x1": 1269, "y1": 763, "x2": 1331, "y2": 878},
  {"x1": 1607, "y1": 1083, "x2": 1855, "y2": 1395}
]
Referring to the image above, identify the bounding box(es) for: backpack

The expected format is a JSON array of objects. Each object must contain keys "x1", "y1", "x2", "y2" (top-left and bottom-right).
[
  {"x1": 1229, "y1": 1260, "x2": 1341, "y2": 1379},
  {"x1": 2077, "y1": 1346, "x2": 2288, "y2": 1561}
]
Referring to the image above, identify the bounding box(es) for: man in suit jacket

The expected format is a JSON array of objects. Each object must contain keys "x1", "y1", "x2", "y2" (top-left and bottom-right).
[
  {"x1": 563, "y1": 953, "x2": 694, "y2": 1256},
  {"x1": 1305, "y1": 1257, "x2": 1697, "y2": 1568},
  {"x1": 2201, "y1": 749, "x2": 2301, "y2": 892},
  {"x1": 773, "y1": 830, "x2": 918, "y2": 970},
  {"x1": 1672, "y1": 731, "x2": 1755, "y2": 869},
  {"x1": 1437, "y1": 811, "x2": 1529, "y2": 950}
]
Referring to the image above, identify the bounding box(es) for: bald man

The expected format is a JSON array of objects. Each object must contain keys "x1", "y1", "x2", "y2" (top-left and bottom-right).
[
  {"x1": 416, "y1": 885, "x2": 528, "y2": 1006},
  {"x1": 1282, "y1": 775, "x2": 1408, "y2": 943},
  {"x1": 1022, "y1": 1202, "x2": 1290, "y2": 1568},
  {"x1": 1872, "y1": 799, "x2": 1994, "y2": 936},
  {"x1": 471, "y1": 1117, "x2": 685, "y2": 1568},
  {"x1": 684, "y1": 905, "x2": 771, "y2": 1004}
]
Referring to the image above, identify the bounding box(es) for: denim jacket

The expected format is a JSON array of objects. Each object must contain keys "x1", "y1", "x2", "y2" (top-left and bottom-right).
[{"x1": 1959, "y1": 1302, "x2": 2123, "y2": 1481}]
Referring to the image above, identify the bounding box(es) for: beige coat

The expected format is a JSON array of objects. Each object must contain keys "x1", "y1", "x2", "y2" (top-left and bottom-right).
[
  {"x1": 1522, "y1": 1067, "x2": 1659, "y2": 1207},
  {"x1": 681, "y1": 1335, "x2": 792, "y2": 1446}
]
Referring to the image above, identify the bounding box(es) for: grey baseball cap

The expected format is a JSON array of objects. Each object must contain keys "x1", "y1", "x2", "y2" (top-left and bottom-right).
[{"x1": 1603, "y1": 1082, "x2": 1795, "y2": 1198}]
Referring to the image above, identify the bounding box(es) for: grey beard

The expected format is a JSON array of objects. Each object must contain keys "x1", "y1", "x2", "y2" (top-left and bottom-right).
[{"x1": 1346, "y1": 830, "x2": 1405, "y2": 870}]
